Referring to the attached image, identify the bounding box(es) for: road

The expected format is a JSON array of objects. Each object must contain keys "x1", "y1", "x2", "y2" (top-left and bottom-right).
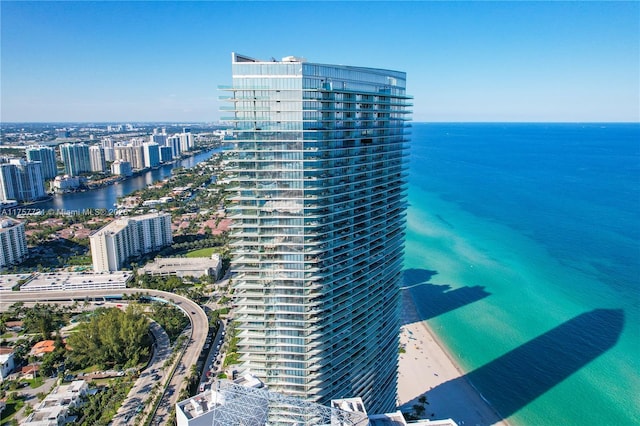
[
  {"x1": 0, "y1": 288, "x2": 209, "y2": 424},
  {"x1": 111, "y1": 320, "x2": 171, "y2": 426}
]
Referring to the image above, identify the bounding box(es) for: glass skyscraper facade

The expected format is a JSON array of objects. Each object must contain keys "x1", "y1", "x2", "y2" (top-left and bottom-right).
[
  {"x1": 221, "y1": 53, "x2": 412, "y2": 413},
  {"x1": 60, "y1": 143, "x2": 91, "y2": 177}
]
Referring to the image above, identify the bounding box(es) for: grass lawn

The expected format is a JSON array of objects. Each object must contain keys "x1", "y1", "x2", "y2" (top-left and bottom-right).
[
  {"x1": 1, "y1": 399, "x2": 24, "y2": 423},
  {"x1": 185, "y1": 247, "x2": 216, "y2": 258},
  {"x1": 27, "y1": 377, "x2": 44, "y2": 388}
]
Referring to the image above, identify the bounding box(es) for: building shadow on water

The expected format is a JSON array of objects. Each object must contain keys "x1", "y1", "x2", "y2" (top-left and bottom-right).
[
  {"x1": 401, "y1": 268, "x2": 491, "y2": 325},
  {"x1": 408, "y1": 308, "x2": 625, "y2": 424}
]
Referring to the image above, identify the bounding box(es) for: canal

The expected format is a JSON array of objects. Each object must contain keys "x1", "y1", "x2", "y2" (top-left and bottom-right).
[{"x1": 37, "y1": 148, "x2": 224, "y2": 212}]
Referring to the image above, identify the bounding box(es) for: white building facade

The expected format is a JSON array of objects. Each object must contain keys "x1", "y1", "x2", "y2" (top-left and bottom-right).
[
  {"x1": 111, "y1": 160, "x2": 133, "y2": 177},
  {"x1": 222, "y1": 53, "x2": 411, "y2": 412},
  {"x1": 23, "y1": 380, "x2": 88, "y2": 425},
  {"x1": 0, "y1": 160, "x2": 46, "y2": 202},
  {"x1": 89, "y1": 145, "x2": 107, "y2": 172},
  {"x1": 0, "y1": 217, "x2": 28, "y2": 268},
  {"x1": 90, "y1": 212, "x2": 173, "y2": 272},
  {"x1": 60, "y1": 143, "x2": 91, "y2": 176},
  {"x1": 0, "y1": 350, "x2": 15, "y2": 382},
  {"x1": 114, "y1": 145, "x2": 145, "y2": 170}
]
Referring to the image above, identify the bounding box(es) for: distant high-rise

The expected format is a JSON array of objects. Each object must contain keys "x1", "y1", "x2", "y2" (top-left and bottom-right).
[
  {"x1": 114, "y1": 145, "x2": 144, "y2": 170},
  {"x1": 25, "y1": 145, "x2": 57, "y2": 179},
  {"x1": 103, "y1": 146, "x2": 115, "y2": 162},
  {"x1": 159, "y1": 146, "x2": 173, "y2": 163},
  {"x1": 101, "y1": 137, "x2": 115, "y2": 149},
  {"x1": 179, "y1": 131, "x2": 193, "y2": 152},
  {"x1": 60, "y1": 143, "x2": 91, "y2": 176},
  {"x1": 0, "y1": 217, "x2": 28, "y2": 268},
  {"x1": 143, "y1": 142, "x2": 161, "y2": 168},
  {"x1": 0, "y1": 159, "x2": 46, "y2": 202},
  {"x1": 168, "y1": 135, "x2": 182, "y2": 158},
  {"x1": 151, "y1": 129, "x2": 168, "y2": 147},
  {"x1": 89, "y1": 212, "x2": 172, "y2": 272},
  {"x1": 56, "y1": 129, "x2": 71, "y2": 139},
  {"x1": 222, "y1": 53, "x2": 412, "y2": 412},
  {"x1": 89, "y1": 145, "x2": 107, "y2": 173},
  {"x1": 111, "y1": 160, "x2": 132, "y2": 177}
]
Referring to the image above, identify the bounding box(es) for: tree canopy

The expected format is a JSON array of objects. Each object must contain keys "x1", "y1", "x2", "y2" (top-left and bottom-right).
[{"x1": 66, "y1": 306, "x2": 150, "y2": 369}]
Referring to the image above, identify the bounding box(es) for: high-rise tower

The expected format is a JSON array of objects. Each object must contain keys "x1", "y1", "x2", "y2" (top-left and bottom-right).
[
  {"x1": 221, "y1": 53, "x2": 412, "y2": 412},
  {"x1": 0, "y1": 217, "x2": 28, "y2": 268},
  {"x1": 60, "y1": 143, "x2": 91, "y2": 176},
  {"x1": 26, "y1": 145, "x2": 58, "y2": 180},
  {"x1": 89, "y1": 212, "x2": 172, "y2": 272},
  {"x1": 89, "y1": 145, "x2": 107, "y2": 173},
  {"x1": 0, "y1": 159, "x2": 45, "y2": 202}
]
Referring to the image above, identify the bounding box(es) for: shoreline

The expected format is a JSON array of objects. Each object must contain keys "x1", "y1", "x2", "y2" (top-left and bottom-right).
[{"x1": 398, "y1": 287, "x2": 508, "y2": 426}]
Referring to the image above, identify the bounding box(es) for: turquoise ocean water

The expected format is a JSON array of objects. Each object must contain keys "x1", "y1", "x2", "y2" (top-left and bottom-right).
[{"x1": 404, "y1": 123, "x2": 639, "y2": 425}]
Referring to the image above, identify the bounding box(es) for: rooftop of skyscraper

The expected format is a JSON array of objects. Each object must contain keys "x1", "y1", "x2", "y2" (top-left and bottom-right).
[
  {"x1": 0, "y1": 216, "x2": 22, "y2": 230},
  {"x1": 90, "y1": 211, "x2": 170, "y2": 236}
]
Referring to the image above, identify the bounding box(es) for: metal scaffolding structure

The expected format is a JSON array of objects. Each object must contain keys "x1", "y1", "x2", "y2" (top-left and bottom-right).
[{"x1": 204, "y1": 380, "x2": 369, "y2": 426}]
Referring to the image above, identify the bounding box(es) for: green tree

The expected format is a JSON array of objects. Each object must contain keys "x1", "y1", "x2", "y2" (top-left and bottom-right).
[
  {"x1": 66, "y1": 306, "x2": 150, "y2": 369},
  {"x1": 22, "y1": 304, "x2": 65, "y2": 340}
]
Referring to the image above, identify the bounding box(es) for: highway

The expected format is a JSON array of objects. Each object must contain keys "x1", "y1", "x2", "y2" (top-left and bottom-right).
[{"x1": 0, "y1": 288, "x2": 210, "y2": 424}]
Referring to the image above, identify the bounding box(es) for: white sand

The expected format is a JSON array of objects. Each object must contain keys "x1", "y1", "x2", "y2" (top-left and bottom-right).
[{"x1": 398, "y1": 289, "x2": 508, "y2": 426}]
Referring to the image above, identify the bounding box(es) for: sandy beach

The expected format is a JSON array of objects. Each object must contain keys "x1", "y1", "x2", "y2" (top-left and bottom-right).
[{"x1": 398, "y1": 288, "x2": 508, "y2": 426}]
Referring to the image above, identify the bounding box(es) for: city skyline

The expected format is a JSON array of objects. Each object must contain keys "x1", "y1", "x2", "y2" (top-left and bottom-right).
[{"x1": 1, "y1": 1, "x2": 639, "y2": 123}]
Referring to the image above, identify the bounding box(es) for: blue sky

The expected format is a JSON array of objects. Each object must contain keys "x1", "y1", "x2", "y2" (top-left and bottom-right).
[{"x1": 1, "y1": 1, "x2": 638, "y2": 122}]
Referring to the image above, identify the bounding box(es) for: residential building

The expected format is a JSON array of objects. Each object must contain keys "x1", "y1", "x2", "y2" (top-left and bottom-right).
[
  {"x1": 56, "y1": 129, "x2": 71, "y2": 139},
  {"x1": 0, "y1": 159, "x2": 46, "y2": 202},
  {"x1": 89, "y1": 145, "x2": 107, "y2": 172},
  {"x1": 60, "y1": 143, "x2": 91, "y2": 176},
  {"x1": 180, "y1": 131, "x2": 194, "y2": 152},
  {"x1": 168, "y1": 135, "x2": 182, "y2": 158},
  {"x1": 25, "y1": 145, "x2": 58, "y2": 179},
  {"x1": 222, "y1": 53, "x2": 411, "y2": 412},
  {"x1": 103, "y1": 146, "x2": 115, "y2": 162},
  {"x1": 0, "y1": 217, "x2": 28, "y2": 268},
  {"x1": 101, "y1": 137, "x2": 114, "y2": 149},
  {"x1": 129, "y1": 137, "x2": 146, "y2": 147},
  {"x1": 21, "y1": 365, "x2": 39, "y2": 380},
  {"x1": 89, "y1": 212, "x2": 172, "y2": 272},
  {"x1": 23, "y1": 380, "x2": 88, "y2": 426},
  {"x1": 160, "y1": 146, "x2": 174, "y2": 163},
  {"x1": 30, "y1": 340, "x2": 57, "y2": 357},
  {"x1": 151, "y1": 128, "x2": 168, "y2": 146},
  {"x1": 114, "y1": 144, "x2": 145, "y2": 170},
  {"x1": 0, "y1": 348, "x2": 14, "y2": 382},
  {"x1": 51, "y1": 175, "x2": 81, "y2": 192},
  {"x1": 111, "y1": 160, "x2": 133, "y2": 177},
  {"x1": 143, "y1": 142, "x2": 161, "y2": 168}
]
